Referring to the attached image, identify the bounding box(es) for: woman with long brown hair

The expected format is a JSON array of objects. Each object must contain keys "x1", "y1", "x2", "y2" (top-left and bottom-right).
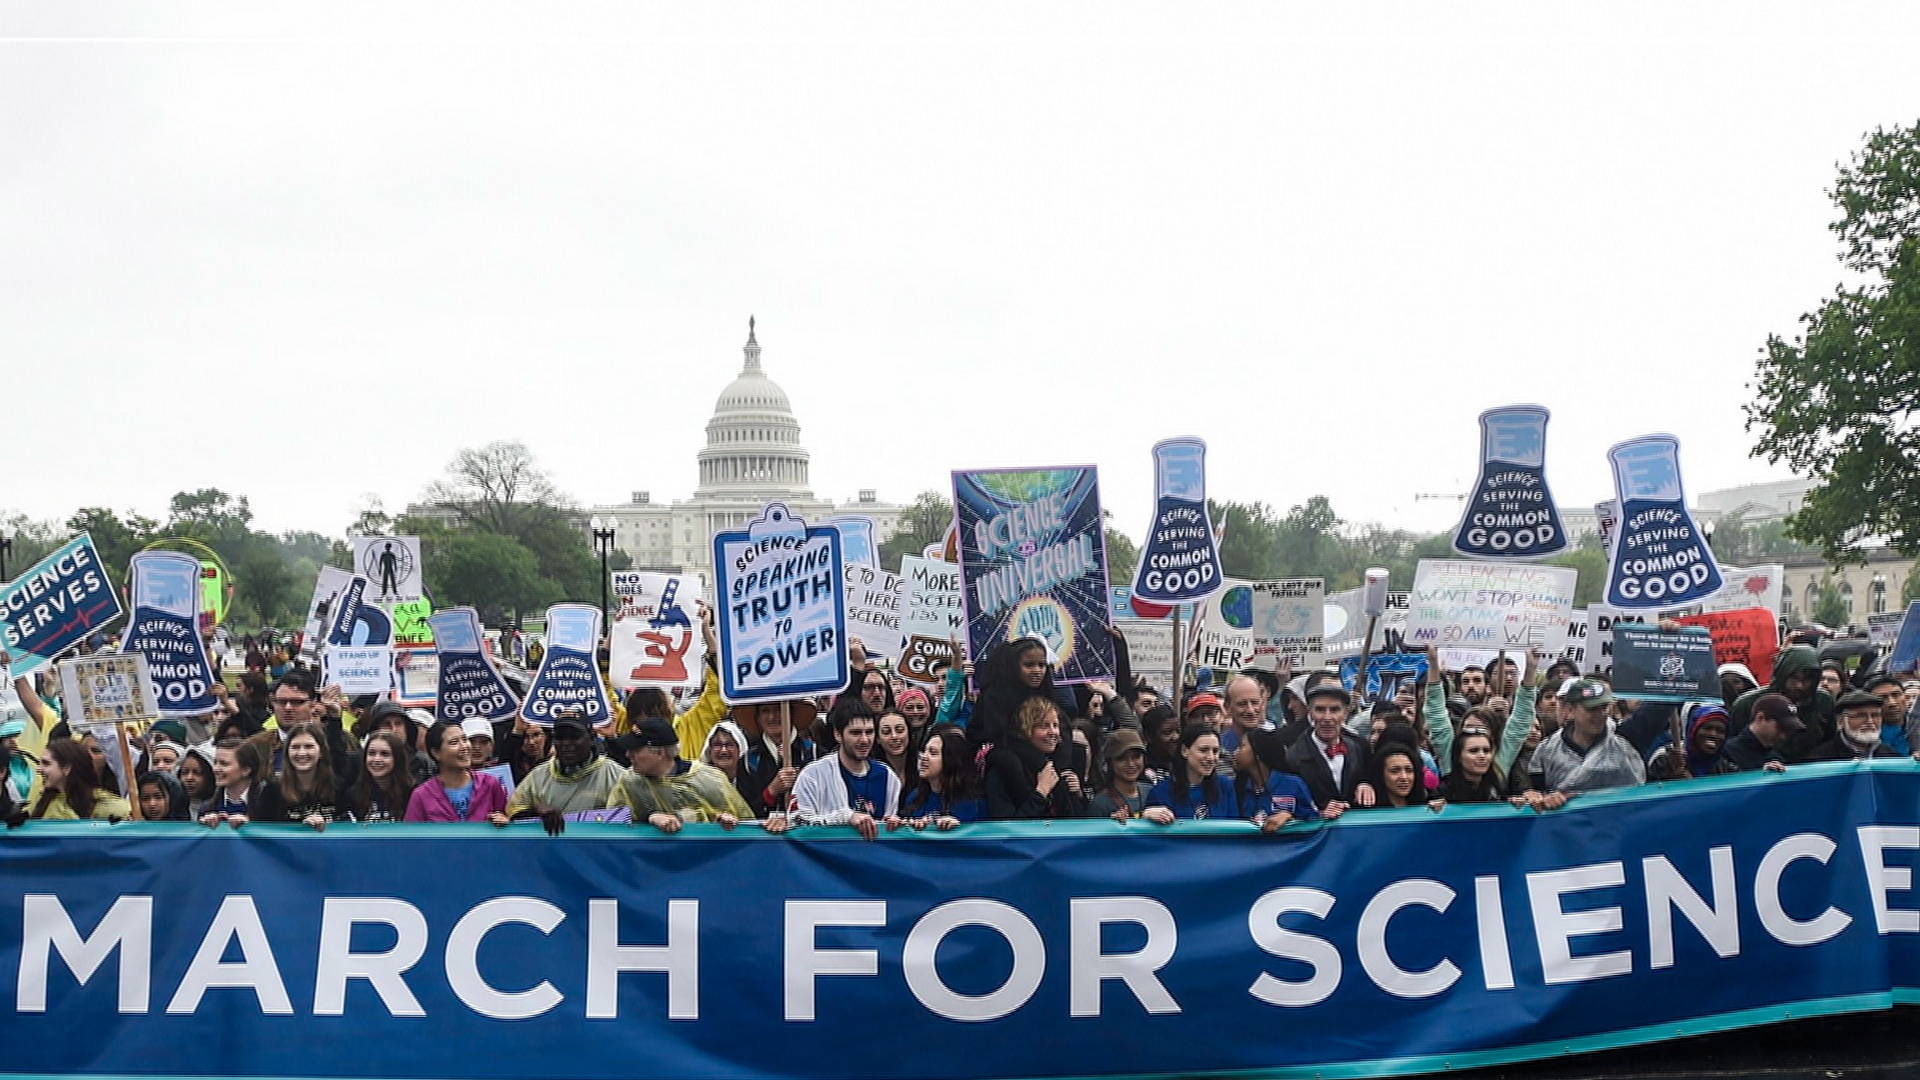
[
  {"x1": 31, "y1": 739, "x2": 131, "y2": 821},
  {"x1": 252, "y1": 723, "x2": 343, "y2": 830},
  {"x1": 346, "y1": 730, "x2": 416, "y2": 823}
]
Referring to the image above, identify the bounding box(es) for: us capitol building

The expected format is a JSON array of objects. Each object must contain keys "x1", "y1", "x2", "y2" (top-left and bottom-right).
[{"x1": 584, "y1": 320, "x2": 904, "y2": 578}]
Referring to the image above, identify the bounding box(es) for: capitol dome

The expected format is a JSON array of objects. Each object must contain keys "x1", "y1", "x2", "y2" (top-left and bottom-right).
[{"x1": 695, "y1": 318, "x2": 813, "y2": 496}]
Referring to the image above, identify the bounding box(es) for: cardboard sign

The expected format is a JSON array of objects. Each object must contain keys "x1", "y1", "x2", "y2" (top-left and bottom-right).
[
  {"x1": 1250, "y1": 579, "x2": 1325, "y2": 670},
  {"x1": 1451, "y1": 405, "x2": 1567, "y2": 559},
  {"x1": 389, "y1": 597, "x2": 435, "y2": 648},
  {"x1": 519, "y1": 603, "x2": 612, "y2": 728},
  {"x1": 1559, "y1": 609, "x2": 1590, "y2": 671},
  {"x1": 1131, "y1": 437, "x2": 1224, "y2": 605},
  {"x1": 0, "y1": 534, "x2": 122, "y2": 678},
  {"x1": 900, "y1": 556, "x2": 965, "y2": 686},
  {"x1": 1869, "y1": 611, "x2": 1904, "y2": 647},
  {"x1": 300, "y1": 566, "x2": 356, "y2": 662},
  {"x1": 1610, "y1": 627, "x2": 1717, "y2": 703},
  {"x1": 57, "y1": 653, "x2": 159, "y2": 725},
  {"x1": 353, "y1": 536, "x2": 424, "y2": 604},
  {"x1": 1586, "y1": 605, "x2": 1650, "y2": 676},
  {"x1": 610, "y1": 571, "x2": 706, "y2": 692},
  {"x1": 713, "y1": 503, "x2": 850, "y2": 704},
  {"x1": 1337, "y1": 652, "x2": 1430, "y2": 707},
  {"x1": 1192, "y1": 579, "x2": 1256, "y2": 674},
  {"x1": 1674, "y1": 607, "x2": 1779, "y2": 685},
  {"x1": 1114, "y1": 618, "x2": 1175, "y2": 691},
  {"x1": 1603, "y1": 435, "x2": 1723, "y2": 609},
  {"x1": 427, "y1": 608, "x2": 519, "y2": 724},
  {"x1": 120, "y1": 551, "x2": 220, "y2": 718},
  {"x1": 322, "y1": 646, "x2": 394, "y2": 696},
  {"x1": 1405, "y1": 560, "x2": 1578, "y2": 651},
  {"x1": 1323, "y1": 587, "x2": 1409, "y2": 659},
  {"x1": 952, "y1": 466, "x2": 1113, "y2": 685},
  {"x1": 843, "y1": 564, "x2": 906, "y2": 660}
]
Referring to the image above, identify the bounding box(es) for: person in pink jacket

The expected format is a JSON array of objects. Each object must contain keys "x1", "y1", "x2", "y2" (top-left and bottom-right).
[{"x1": 405, "y1": 719, "x2": 509, "y2": 823}]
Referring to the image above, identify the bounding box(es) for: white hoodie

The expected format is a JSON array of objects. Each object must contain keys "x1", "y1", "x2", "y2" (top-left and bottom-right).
[{"x1": 790, "y1": 753, "x2": 901, "y2": 825}]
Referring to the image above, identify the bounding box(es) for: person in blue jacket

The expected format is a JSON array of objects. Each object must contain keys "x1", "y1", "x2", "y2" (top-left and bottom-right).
[{"x1": 1144, "y1": 724, "x2": 1313, "y2": 833}]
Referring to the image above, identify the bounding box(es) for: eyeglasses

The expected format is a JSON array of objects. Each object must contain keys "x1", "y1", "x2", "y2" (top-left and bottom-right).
[{"x1": 272, "y1": 696, "x2": 314, "y2": 708}]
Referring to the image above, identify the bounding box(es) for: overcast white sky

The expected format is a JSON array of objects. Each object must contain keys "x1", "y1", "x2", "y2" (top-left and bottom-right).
[{"x1": 3, "y1": 1, "x2": 1911, "y2": 545}]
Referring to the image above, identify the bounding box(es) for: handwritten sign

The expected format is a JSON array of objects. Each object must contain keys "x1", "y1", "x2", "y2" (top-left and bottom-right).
[
  {"x1": 1115, "y1": 618, "x2": 1175, "y2": 690},
  {"x1": 713, "y1": 503, "x2": 850, "y2": 704},
  {"x1": 1250, "y1": 579, "x2": 1325, "y2": 669},
  {"x1": 56, "y1": 653, "x2": 159, "y2": 725},
  {"x1": 0, "y1": 534, "x2": 121, "y2": 678},
  {"x1": 1610, "y1": 627, "x2": 1717, "y2": 703},
  {"x1": 1406, "y1": 560, "x2": 1577, "y2": 650},
  {"x1": 900, "y1": 556, "x2": 964, "y2": 686},
  {"x1": 1674, "y1": 607, "x2": 1779, "y2": 685},
  {"x1": 843, "y1": 564, "x2": 906, "y2": 660},
  {"x1": 610, "y1": 571, "x2": 706, "y2": 692}
]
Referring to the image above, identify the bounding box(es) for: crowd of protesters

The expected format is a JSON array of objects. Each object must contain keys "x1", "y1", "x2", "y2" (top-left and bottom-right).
[{"x1": 2, "y1": 606, "x2": 1913, "y2": 837}]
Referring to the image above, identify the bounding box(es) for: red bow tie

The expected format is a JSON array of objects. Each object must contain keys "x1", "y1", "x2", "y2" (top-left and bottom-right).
[{"x1": 1325, "y1": 740, "x2": 1345, "y2": 757}]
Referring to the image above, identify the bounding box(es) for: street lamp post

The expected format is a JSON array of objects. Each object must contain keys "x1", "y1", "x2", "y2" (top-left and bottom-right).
[
  {"x1": 0, "y1": 534, "x2": 11, "y2": 581},
  {"x1": 589, "y1": 516, "x2": 616, "y2": 623}
]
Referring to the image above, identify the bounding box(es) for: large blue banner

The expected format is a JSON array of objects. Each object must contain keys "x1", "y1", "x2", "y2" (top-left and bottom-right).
[
  {"x1": 1604, "y1": 434, "x2": 1724, "y2": 610},
  {"x1": 3, "y1": 764, "x2": 1914, "y2": 1080},
  {"x1": 0, "y1": 533, "x2": 122, "y2": 677},
  {"x1": 120, "y1": 550, "x2": 219, "y2": 717},
  {"x1": 953, "y1": 465, "x2": 1113, "y2": 683}
]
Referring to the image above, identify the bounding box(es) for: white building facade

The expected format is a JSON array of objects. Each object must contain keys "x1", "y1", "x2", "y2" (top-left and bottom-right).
[{"x1": 586, "y1": 322, "x2": 903, "y2": 577}]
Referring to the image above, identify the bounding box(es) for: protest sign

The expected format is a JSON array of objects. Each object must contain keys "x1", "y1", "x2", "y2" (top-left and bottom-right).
[
  {"x1": 56, "y1": 653, "x2": 159, "y2": 725},
  {"x1": 1192, "y1": 580, "x2": 1257, "y2": 674},
  {"x1": 827, "y1": 516, "x2": 879, "y2": 568},
  {"x1": 0, "y1": 533, "x2": 120, "y2": 678},
  {"x1": 1337, "y1": 651, "x2": 1429, "y2": 706},
  {"x1": 1114, "y1": 618, "x2": 1175, "y2": 689},
  {"x1": 1886, "y1": 601, "x2": 1920, "y2": 674},
  {"x1": 1610, "y1": 626, "x2": 1717, "y2": 702},
  {"x1": 519, "y1": 603, "x2": 612, "y2": 728},
  {"x1": 1673, "y1": 606, "x2": 1779, "y2": 685},
  {"x1": 120, "y1": 550, "x2": 219, "y2": 718},
  {"x1": 299, "y1": 566, "x2": 355, "y2": 662},
  {"x1": 1586, "y1": 604, "x2": 1650, "y2": 675},
  {"x1": 1594, "y1": 500, "x2": 1620, "y2": 556},
  {"x1": 389, "y1": 596, "x2": 435, "y2": 648},
  {"x1": 900, "y1": 556, "x2": 965, "y2": 685},
  {"x1": 478, "y1": 762, "x2": 517, "y2": 798},
  {"x1": 1324, "y1": 586, "x2": 1409, "y2": 659},
  {"x1": 323, "y1": 575, "x2": 371, "y2": 647},
  {"x1": 1405, "y1": 560, "x2": 1577, "y2": 650},
  {"x1": 392, "y1": 648, "x2": 439, "y2": 709},
  {"x1": 1250, "y1": 578, "x2": 1324, "y2": 669},
  {"x1": 1603, "y1": 434, "x2": 1723, "y2": 609},
  {"x1": 952, "y1": 466, "x2": 1113, "y2": 684},
  {"x1": 1451, "y1": 405, "x2": 1567, "y2": 559},
  {"x1": 843, "y1": 563, "x2": 906, "y2": 660},
  {"x1": 321, "y1": 646, "x2": 394, "y2": 696},
  {"x1": 353, "y1": 535, "x2": 423, "y2": 604},
  {"x1": 1870, "y1": 610, "x2": 1904, "y2": 647},
  {"x1": 427, "y1": 608, "x2": 519, "y2": 724},
  {"x1": 609, "y1": 571, "x2": 706, "y2": 692},
  {"x1": 1109, "y1": 587, "x2": 1191, "y2": 623},
  {"x1": 713, "y1": 503, "x2": 850, "y2": 704},
  {"x1": 1131, "y1": 437, "x2": 1224, "y2": 605},
  {"x1": 1559, "y1": 609, "x2": 1590, "y2": 670}
]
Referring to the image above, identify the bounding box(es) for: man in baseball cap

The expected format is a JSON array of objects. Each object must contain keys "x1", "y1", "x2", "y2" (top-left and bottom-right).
[
  {"x1": 1717, "y1": 692, "x2": 1806, "y2": 773},
  {"x1": 1517, "y1": 676, "x2": 1644, "y2": 810},
  {"x1": 502, "y1": 708, "x2": 628, "y2": 834},
  {"x1": 607, "y1": 716, "x2": 761, "y2": 833}
]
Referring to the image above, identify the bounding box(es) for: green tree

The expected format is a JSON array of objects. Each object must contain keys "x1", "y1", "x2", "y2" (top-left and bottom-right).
[
  {"x1": 1748, "y1": 121, "x2": 1920, "y2": 561},
  {"x1": 0, "y1": 514, "x2": 63, "y2": 573},
  {"x1": 1812, "y1": 575, "x2": 1850, "y2": 628},
  {"x1": 1546, "y1": 533, "x2": 1610, "y2": 606},
  {"x1": 429, "y1": 533, "x2": 551, "y2": 622},
  {"x1": 878, "y1": 490, "x2": 955, "y2": 569},
  {"x1": 1103, "y1": 524, "x2": 1139, "y2": 585}
]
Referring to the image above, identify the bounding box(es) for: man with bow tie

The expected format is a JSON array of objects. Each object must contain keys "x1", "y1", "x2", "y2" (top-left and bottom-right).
[{"x1": 1281, "y1": 683, "x2": 1366, "y2": 818}]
